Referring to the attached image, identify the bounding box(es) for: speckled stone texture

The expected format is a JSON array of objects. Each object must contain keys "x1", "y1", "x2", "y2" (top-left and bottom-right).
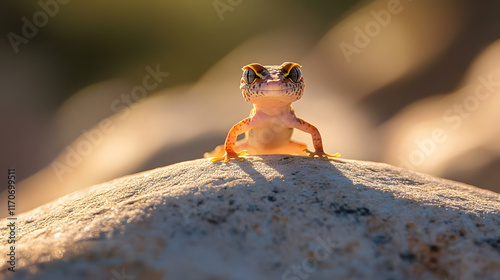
[{"x1": 1, "y1": 156, "x2": 499, "y2": 280}]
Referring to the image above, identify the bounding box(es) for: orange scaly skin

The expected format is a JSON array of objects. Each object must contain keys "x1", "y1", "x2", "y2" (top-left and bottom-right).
[{"x1": 205, "y1": 62, "x2": 340, "y2": 163}]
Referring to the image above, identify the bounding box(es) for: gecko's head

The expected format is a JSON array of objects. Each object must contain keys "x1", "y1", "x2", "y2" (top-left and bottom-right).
[{"x1": 239, "y1": 62, "x2": 305, "y2": 104}]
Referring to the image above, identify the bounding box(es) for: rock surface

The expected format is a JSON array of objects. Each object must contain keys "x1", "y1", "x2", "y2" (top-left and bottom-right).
[{"x1": 1, "y1": 156, "x2": 499, "y2": 280}]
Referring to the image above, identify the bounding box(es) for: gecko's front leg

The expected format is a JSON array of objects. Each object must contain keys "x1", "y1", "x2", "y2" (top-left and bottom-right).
[
  {"x1": 292, "y1": 118, "x2": 340, "y2": 160},
  {"x1": 210, "y1": 118, "x2": 252, "y2": 163}
]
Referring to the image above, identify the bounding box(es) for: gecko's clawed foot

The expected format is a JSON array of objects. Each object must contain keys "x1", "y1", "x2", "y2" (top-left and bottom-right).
[
  {"x1": 210, "y1": 150, "x2": 248, "y2": 163},
  {"x1": 303, "y1": 149, "x2": 340, "y2": 160}
]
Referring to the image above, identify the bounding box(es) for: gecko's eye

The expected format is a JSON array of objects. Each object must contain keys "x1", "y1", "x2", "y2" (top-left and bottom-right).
[
  {"x1": 287, "y1": 66, "x2": 302, "y2": 83},
  {"x1": 243, "y1": 68, "x2": 257, "y2": 84}
]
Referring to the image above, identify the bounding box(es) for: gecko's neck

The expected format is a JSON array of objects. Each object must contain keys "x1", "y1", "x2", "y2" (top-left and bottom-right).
[{"x1": 253, "y1": 101, "x2": 293, "y2": 116}]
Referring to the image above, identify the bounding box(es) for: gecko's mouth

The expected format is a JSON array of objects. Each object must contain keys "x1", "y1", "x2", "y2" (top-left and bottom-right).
[
  {"x1": 243, "y1": 84, "x2": 301, "y2": 92},
  {"x1": 241, "y1": 80, "x2": 305, "y2": 102},
  {"x1": 246, "y1": 89, "x2": 295, "y2": 93},
  {"x1": 251, "y1": 87, "x2": 295, "y2": 91}
]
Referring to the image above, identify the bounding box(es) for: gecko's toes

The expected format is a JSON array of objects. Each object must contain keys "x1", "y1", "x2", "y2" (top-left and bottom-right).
[
  {"x1": 303, "y1": 149, "x2": 340, "y2": 160},
  {"x1": 325, "y1": 152, "x2": 341, "y2": 158},
  {"x1": 303, "y1": 149, "x2": 315, "y2": 158},
  {"x1": 210, "y1": 150, "x2": 248, "y2": 163},
  {"x1": 237, "y1": 150, "x2": 248, "y2": 156},
  {"x1": 210, "y1": 156, "x2": 225, "y2": 163}
]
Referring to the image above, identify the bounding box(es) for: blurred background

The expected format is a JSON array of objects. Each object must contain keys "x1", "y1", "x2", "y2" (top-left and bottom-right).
[{"x1": 1, "y1": 0, "x2": 499, "y2": 217}]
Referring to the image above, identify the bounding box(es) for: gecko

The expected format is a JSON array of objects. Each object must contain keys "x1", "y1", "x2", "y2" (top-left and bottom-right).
[{"x1": 204, "y1": 62, "x2": 340, "y2": 163}]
